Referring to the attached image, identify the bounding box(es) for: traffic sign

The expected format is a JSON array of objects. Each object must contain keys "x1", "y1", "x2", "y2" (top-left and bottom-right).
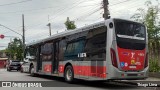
[{"x1": 0, "y1": 34, "x2": 4, "y2": 39}]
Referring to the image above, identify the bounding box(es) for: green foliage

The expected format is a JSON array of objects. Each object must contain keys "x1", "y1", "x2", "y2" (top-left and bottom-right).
[
  {"x1": 131, "y1": 0, "x2": 160, "y2": 42},
  {"x1": 149, "y1": 59, "x2": 160, "y2": 72},
  {"x1": 7, "y1": 38, "x2": 23, "y2": 61},
  {"x1": 64, "y1": 17, "x2": 76, "y2": 30}
]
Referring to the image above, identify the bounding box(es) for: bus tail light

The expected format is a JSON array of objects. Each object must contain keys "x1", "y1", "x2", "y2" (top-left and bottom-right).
[
  {"x1": 110, "y1": 48, "x2": 118, "y2": 68},
  {"x1": 144, "y1": 53, "x2": 148, "y2": 68}
]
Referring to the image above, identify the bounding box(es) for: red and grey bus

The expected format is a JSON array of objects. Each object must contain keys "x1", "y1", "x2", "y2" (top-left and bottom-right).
[{"x1": 24, "y1": 18, "x2": 148, "y2": 83}]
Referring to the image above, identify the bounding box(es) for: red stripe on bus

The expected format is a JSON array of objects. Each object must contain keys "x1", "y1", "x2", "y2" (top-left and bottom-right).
[
  {"x1": 59, "y1": 65, "x2": 65, "y2": 73},
  {"x1": 58, "y1": 65, "x2": 106, "y2": 78},
  {"x1": 44, "y1": 64, "x2": 52, "y2": 72}
]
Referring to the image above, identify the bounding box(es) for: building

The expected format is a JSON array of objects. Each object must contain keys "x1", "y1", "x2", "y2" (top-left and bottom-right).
[
  {"x1": 0, "y1": 52, "x2": 8, "y2": 68},
  {"x1": 0, "y1": 58, "x2": 8, "y2": 68}
]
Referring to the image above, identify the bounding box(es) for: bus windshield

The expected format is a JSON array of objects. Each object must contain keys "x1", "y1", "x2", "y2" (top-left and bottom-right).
[
  {"x1": 115, "y1": 19, "x2": 146, "y2": 50},
  {"x1": 25, "y1": 46, "x2": 36, "y2": 58}
]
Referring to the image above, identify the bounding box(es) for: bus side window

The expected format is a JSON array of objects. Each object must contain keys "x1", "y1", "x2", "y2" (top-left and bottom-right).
[
  {"x1": 64, "y1": 39, "x2": 85, "y2": 60},
  {"x1": 41, "y1": 43, "x2": 53, "y2": 61},
  {"x1": 84, "y1": 26, "x2": 107, "y2": 61},
  {"x1": 65, "y1": 43, "x2": 73, "y2": 55}
]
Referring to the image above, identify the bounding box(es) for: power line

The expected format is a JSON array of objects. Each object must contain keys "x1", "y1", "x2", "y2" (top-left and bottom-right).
[
  {"x1": 26, "y1": 8, "x2": 102, "y2": 40},
  {"x1": 110, "y1": 0, "x2": 144, "y2": 15},
  {"x1": 1, "y1": 26, "x2": 22, "y2": 37},
  {"x1": 26, "y1": 0, "x2": 140, "y2": 38},
  {"x1": 110, "y1": 0, "x2": 133, "y2": 6},
  {"x1": 27, "y1": 0, "x2": 131, "y2": 38},
  {"x1": 49, "y1": 0, "x2": 88, "y2": 22},
  {"x1": 26, "y1": 0, "x2": 147, "y2": 42},
  {"x1": 27, "y1": 0, "x2": 142, "y2": 33},
  {"x1": 73, "y1": 6, "x2": 101, "y2": 21},
  {"x1": 1, "y1": 31, "x2": 11, "y2": 34},
  {"x1": 74, "y1": 7, "x2": 102, "y2": 21},
  {"x1": 0, "y1": 24, "x2": 22, "y2": 36},
  {"x1": 80, "y1": 9, "x2": 102, "y2": 21},
  {"x1": 0, "y1": 4, "x2": 100, "y2": 14},
  {"x1": 0, "y1": 0, "x2": 32, "y2": 7},
  {"x1": 26, "y1": 31, "x2": 49, "y2": 41},
  {"x1": 26, "y1": 0, "x2": 83, "y2": 29},
  {"x1": 26, "y1": 0, "x2": 91, "y2": 29}
]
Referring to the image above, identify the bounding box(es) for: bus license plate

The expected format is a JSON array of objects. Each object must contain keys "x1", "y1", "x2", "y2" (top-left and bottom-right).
[{"x1": 129, "y1": 66, "x2": 136, "y2": 69}]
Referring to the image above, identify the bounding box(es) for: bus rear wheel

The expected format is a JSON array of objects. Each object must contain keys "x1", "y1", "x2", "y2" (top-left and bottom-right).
[{"x1": 64, "y1": 65, "x2": 74, "y2": 83}]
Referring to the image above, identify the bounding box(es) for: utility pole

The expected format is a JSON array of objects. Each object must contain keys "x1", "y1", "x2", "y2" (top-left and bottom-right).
[
  {"x1": 103, "y1": 0, "x2": 110, "y2": 20},
  {"x1": 22, "y1": 14, "x2": 25, "y2": 46},
  {"x1": 47, "y1": 15, "x2": 51, "y2": 36},
  {"x1": 22, "y1": 14, "x2": 25, "y2": 61},
  {"x1": 47, "y1": 23, "x2": 51, "y2": 36}
]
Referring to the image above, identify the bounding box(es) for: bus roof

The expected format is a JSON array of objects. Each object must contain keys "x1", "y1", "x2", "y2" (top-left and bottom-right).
[
  {"x1": 26, "y1": 18, "x2": 143, "y2": 47},
  {"x1": 26, "y1": 20, "x2": 106, "y2": 46}
]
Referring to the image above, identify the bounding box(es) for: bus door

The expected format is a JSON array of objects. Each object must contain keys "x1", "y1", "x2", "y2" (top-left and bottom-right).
[
  {"x1": 52, "y1": 41, "x2": 59, "y2": 74},
  {"x1": 37, "y1": 45, "x2": 42, "y2": 72}
]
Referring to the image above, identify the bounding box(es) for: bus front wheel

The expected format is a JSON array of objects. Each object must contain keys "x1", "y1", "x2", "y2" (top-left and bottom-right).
[
  {"x1": 64, "y1": 65, "x2": 74, "y2": 83},
  {"x1": 30, "y1": 65, "x2": 35, "y2": 76}
]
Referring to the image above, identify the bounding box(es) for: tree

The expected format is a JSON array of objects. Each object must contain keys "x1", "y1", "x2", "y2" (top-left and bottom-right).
[
  {"x1": 131, "y1": 1, "x2": 160, "y2": 41},
  {"x1": 7, "y1": 38, "x2": 23, "y2": 61},
  {"x1": 131, "y1": 0, "x2": 160, "y2": 72},
  {"x1": 64, "y1": 17, "x2": 76, "y2": 30}
]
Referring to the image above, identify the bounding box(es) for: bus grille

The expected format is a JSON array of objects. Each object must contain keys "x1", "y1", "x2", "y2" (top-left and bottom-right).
[{"x1": 127, "y1": 74, "x2": 137, "y2": 76}]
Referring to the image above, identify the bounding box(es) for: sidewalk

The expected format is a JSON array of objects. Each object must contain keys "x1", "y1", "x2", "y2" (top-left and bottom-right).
[
  {"x1": 0, "y1": 68, "x2": 6, "y2": 71},
  {"x1": 144, "y1": 77, "x2": 160, "y2": 81}
]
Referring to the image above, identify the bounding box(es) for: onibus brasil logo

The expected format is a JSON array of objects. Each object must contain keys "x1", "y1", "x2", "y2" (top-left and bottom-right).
[{"x1": 1, "y1": 82, "x2": 42, "y2": 87}]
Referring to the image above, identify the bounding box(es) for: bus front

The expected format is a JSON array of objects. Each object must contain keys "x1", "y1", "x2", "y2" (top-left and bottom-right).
[{"x1": 107, "y1": 19, "x2": 148, "y2": 80}]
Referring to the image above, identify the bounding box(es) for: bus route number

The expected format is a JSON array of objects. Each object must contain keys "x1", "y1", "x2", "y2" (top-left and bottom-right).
[{"x1": 78, "y1": 53, "x2": 87, "y2": 58}]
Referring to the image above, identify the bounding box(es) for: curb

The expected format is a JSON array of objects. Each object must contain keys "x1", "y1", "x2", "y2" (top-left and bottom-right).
[{"x1": 149, "y1": 72, "x2": 160, "y2": 78}]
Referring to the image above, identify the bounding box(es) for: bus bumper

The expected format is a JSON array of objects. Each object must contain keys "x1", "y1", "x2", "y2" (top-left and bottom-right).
[{"x1": 107, "y1": 66, "x2": 149, "y2": 80}]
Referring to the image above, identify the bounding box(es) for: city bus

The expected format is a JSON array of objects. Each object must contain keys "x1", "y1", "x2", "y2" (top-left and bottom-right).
[{"x1": 24, "y1": 18, "x2": 148, "y2": 83}]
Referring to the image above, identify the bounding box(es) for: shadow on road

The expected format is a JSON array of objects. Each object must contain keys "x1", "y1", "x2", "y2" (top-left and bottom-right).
[
  {"x1": 7, "y1": 70, "x2": 20, "y2": 72},
  {"x1": 25, "y1": 74, "x2": 141, "y2": 89}
]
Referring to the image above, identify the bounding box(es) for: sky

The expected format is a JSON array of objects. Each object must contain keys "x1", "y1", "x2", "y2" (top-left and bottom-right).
[{"x1": 0, "y1": 0, "x2": 158, "y2": 50}]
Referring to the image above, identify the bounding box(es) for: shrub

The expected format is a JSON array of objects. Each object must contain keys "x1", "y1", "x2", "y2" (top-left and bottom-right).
[{"x1": 149, "y1": 59, "x2": 160, "y2": 72}]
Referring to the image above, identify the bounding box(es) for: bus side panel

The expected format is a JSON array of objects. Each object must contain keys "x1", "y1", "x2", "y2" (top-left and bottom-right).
[
  {"x1": 58, "y1": 61, "x2": 65, "y2": 77},
  {"x1": 77, "y1": 61, "x2": 107, "y2": 80},
  {"x1": 58, "y1": 61, "x2": 107, "y2": 81},
  {"x1": 42, "y1": 61, "x2": 52, "y2": 75}
]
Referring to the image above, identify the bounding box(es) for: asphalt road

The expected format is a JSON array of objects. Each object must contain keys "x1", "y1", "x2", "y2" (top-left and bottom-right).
[{"x1": 0, "y1": 69, "x2": 159, "y2": 90}]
